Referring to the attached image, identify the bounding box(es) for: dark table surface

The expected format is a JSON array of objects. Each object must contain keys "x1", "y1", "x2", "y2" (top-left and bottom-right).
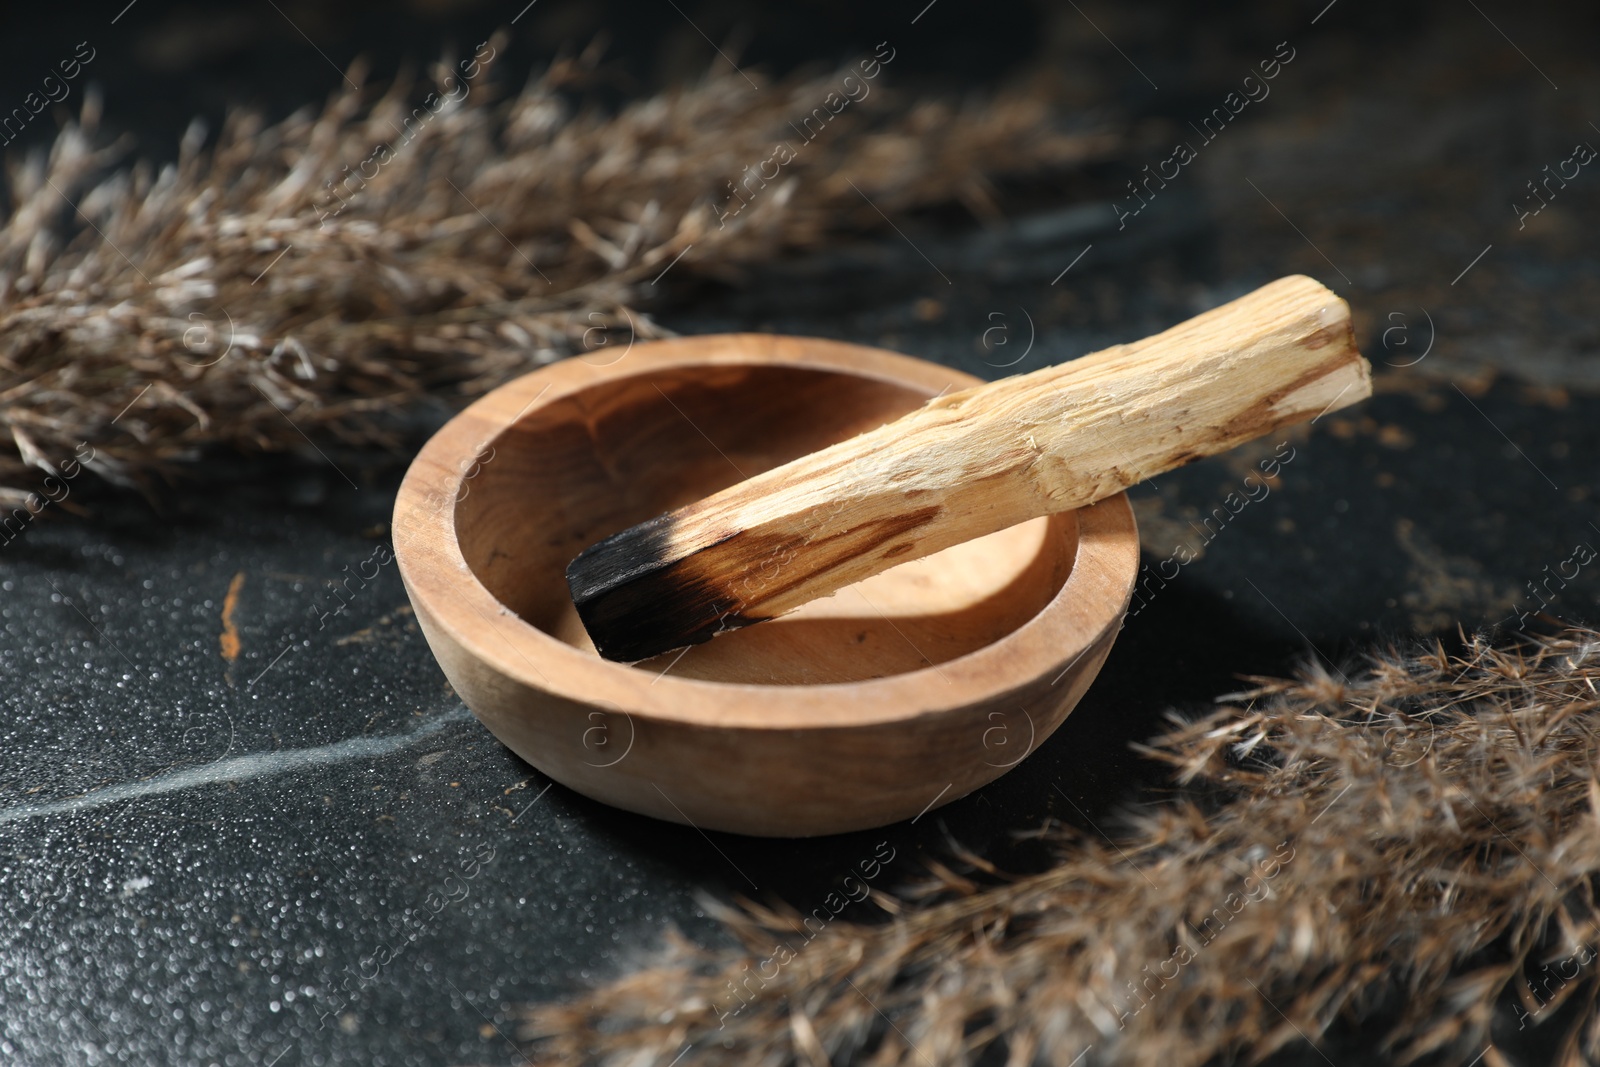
[{"x1": 2, "y1": 1, "x2": 1597, "y2": 1064}]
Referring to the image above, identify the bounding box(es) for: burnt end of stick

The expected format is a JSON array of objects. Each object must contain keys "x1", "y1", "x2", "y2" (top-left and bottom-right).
[
  {"x1": 576, "y1": 578, "x2": 757, "y2": 662},
  {"x1": 566, "y1": 511, "x2": 680, "y2": 605},
  {"x1": 567, "y1": 517, "x2": 757, "y2": 661}
]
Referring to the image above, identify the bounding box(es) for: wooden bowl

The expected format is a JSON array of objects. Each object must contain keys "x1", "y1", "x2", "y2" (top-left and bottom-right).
[{"x1": 393, "y1": 335, "x2": 1139, "y2": 837}]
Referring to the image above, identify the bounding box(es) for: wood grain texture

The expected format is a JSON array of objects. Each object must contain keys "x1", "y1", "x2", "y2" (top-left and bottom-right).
[
  {"x1": 391, "y1": 335, "x2": 1140, "y2": 836},
  {"x1": 571, "y1": 275, "x2": 1370, "y2": 661}
]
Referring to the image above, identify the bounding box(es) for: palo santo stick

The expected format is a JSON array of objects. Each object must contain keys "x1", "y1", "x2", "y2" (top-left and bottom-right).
[{"x1": 569, "y1": 275, "x2": 1369, "y2": 662}]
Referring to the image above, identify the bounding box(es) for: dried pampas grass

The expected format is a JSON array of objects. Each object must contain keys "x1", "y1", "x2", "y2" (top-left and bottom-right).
[
  {"x1": 527, "y1": 627, "x2": 1600, "y2": 1067},
  {"x1": 0, "y1": 38, "x2": 1112, "y2": 505}
]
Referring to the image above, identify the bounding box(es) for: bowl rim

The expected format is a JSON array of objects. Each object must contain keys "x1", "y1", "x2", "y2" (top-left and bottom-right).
[{"x1": 393, "y1": 333, "x2": 1138, "y2": 732}]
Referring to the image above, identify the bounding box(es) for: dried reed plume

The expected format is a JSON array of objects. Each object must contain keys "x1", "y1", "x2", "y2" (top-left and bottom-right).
[
  {"x1": 527, "y1": 626, "x2": 1600, "y2": 1066},
  {"x1": 0, "y1": 38, "x2": 1112, "y2": 507}
]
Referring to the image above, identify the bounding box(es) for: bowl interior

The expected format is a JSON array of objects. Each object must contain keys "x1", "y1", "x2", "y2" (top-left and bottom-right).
[{"x1": 452, "y1": 362, "x2": 1077, "y2": 685}]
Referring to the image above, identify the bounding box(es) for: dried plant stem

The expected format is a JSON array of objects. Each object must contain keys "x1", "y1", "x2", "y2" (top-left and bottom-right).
[
  {"x1": 0, "y1": 41, "x2": 1112, "y2": 510},
  {"x1": 527, "y1": 627, "x2": 1600, "y2": 1067}
]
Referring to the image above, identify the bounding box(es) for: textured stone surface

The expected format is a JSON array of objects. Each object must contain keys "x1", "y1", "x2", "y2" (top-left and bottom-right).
[{"x1": 2, "y1": 1, "x2": 1597, "y2": 1064}]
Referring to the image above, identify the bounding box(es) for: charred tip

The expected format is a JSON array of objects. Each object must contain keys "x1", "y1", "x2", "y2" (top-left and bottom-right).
[{"x1": 567, "y1": 516, "x2": 759, "y2": 662}]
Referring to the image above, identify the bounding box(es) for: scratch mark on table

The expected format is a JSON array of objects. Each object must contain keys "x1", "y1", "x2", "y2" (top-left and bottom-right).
[{"x1": 0, "y1": 707, "x2": 476, "y2": 827}]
